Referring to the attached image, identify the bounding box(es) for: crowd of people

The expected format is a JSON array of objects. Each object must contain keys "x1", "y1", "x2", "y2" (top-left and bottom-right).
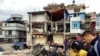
[{"x1": 38, "y1": 30, "x2": 100, "y2": 56}]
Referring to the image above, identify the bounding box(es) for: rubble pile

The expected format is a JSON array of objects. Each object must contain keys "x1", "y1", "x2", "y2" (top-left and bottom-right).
[
  {"x1": 66, "y1": 4, "x2": 86, "y2": 10},
  {"x1": 43, "y1": 3, "x2": 65, "y2": 13},
  {"x1": 0, "y1": 49, "x2": 32, "y2": 56}
]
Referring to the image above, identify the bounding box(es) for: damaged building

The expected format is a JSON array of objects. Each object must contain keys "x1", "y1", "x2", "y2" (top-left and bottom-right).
[{"x1": 27, "y1": 2, "x2": 87, "y2": 46}]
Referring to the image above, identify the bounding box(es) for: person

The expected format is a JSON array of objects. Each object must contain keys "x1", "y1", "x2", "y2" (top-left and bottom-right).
[
  {"x1": 71, "y1": 41, "x2": 87, "y2": 56},
  {"x1": 56, "y1": 46, "x2": 64, "y2": 56},
  {"x1": 64, "y1": 37, "x2": 69, "y2": 52},
  {"x1": 82, "y1": 31, "x2": 100, "y2": 56},
  {"x1": 41, "y1": 41, "x2": 50, "y2": 56},
  {"x1": 49, "y1": 46, "x2": 57, "y2": 56}
]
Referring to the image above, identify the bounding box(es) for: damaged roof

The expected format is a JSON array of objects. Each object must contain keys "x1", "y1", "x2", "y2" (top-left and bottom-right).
[{"x1": 44, "y1": 3, "x2": 69, "y2": 21}]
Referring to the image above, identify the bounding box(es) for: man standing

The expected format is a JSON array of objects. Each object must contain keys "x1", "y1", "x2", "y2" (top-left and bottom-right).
[
  {"x1": 82, "y1": 31, "x2": 100, "y2": 56},
  {"x1": 64, "y1": 37, "x2": 69, "y2": 52}
]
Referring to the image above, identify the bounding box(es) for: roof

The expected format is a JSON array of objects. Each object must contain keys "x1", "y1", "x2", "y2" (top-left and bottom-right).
[{"x1": 28, "y1": 11, "x2": 46, "y2": 15}]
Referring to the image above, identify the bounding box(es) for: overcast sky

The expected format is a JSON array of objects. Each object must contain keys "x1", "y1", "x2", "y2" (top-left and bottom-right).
[{"x1": 0, "y1": 0, "x2": 99, "y2": 21}]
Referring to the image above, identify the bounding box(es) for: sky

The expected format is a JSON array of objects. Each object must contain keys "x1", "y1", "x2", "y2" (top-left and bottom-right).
[{"x1": 0, "y1": 0, "x2": 100, "y2": 21}]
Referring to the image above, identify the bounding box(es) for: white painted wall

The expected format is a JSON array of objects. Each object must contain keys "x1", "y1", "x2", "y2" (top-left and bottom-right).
[
  {"x1": 0, "y1": 30, "x2": 16, "y2": 38},
  {"x1": 0, "y1": 31, "x2": 4, "y2": 38},
  {"x1": 0, "y1": 21, "x2": 26, "y2": 38},
  {"x1": 68, "y1": 10, "x2": 74, "y2": 14},
  {"x1": 80, "y1": 9, "x2": 85, "y2": 13},
  {"x1": 32, "y1": 14, "x2": 47, "y2": 22},
  {"x1": 70, "y1": 17, "x2": 81, "y2": 21},
  {"x1": 34, "y1": 37, "x2": 46, "y2": 45},
  {"x1": 53, "y1": 35, "x2": 64, "y2": 45},
  {"x1": 27, "y1": 33, "x2": 32, "y2": 46}
]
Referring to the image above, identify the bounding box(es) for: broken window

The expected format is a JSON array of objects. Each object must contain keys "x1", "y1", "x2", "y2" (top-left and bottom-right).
[
  {"x1": 33, "y1": 25, "x2": 44, "y2": 29},
  {"x1": 66, "y1": 24, "x2": 70, "y2": 32},
  {"x1": 32, "y1": 24, "x2": 44, "y2": 33},
  {"x1": 57, "y1": 24, "x2": 64, "y2": 32},
  {"x1": 47, "y1": 34, "x2": 53, "y2": 43},
  {"x1": 73, "y1": 13, "x2": 77, "y2": 17},
  {"x1": 8, "y1": 30, "x2": 12, "y2": 35},
  {"x1": 47, "y1": 25, "x2": 51, "y2": 32}
]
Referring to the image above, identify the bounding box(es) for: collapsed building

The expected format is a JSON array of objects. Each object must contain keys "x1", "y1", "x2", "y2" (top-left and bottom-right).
[{"x1": 27, "y1": 2, "x2": 87, "y2": 46}]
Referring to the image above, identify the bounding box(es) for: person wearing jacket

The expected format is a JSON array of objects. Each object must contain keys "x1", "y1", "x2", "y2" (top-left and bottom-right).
[
  {"x1": 82, "y1": 31, "x2": 100, "y2": 56},
  {"x1": 71, "y1": 41, "x2": 87, "y2": 56}
]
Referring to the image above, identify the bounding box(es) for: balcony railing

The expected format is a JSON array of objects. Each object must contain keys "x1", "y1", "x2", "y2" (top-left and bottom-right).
[
  {"x1": 5, "y1": 35, "x2": 26, "y2": 38},
  {"x1": 5, "y1": 35, "x2": 15, "y2": 37}
]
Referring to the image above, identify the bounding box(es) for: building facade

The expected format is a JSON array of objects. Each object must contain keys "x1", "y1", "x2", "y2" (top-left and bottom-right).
[
  {"x1": 27, "y1": 3, "x2": 87, "y2": 46},
  {"x1": 0, "y1": 14, "x2": 27, "y2": 43}
]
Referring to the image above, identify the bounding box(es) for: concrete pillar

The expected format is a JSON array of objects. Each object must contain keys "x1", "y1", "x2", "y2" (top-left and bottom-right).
[{"x1": 44, "y1": 22, "x2": 47, "y2": 33}]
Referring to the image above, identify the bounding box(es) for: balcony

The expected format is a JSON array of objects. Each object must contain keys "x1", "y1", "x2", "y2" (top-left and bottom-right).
[
  {"x1": 32, "y1": 29, "x2": 45, "y2": 34},
  {"x1": 3, "y1": 23, "x2": 25, "y2": 27},
  {"x1": 5, "y1": 35, "x2": 26, "y2": 38},
  {"x1": 5, "y1": 35, "x2": 15, "y2": 38},
  {"x1": 2, "y1": 26, "x2": 26, "y2": 31}
]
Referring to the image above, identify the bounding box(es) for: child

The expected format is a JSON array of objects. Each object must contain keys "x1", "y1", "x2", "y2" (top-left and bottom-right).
[{"x1": 71, "y1": 41, "x2": 87, "y2": 56}]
